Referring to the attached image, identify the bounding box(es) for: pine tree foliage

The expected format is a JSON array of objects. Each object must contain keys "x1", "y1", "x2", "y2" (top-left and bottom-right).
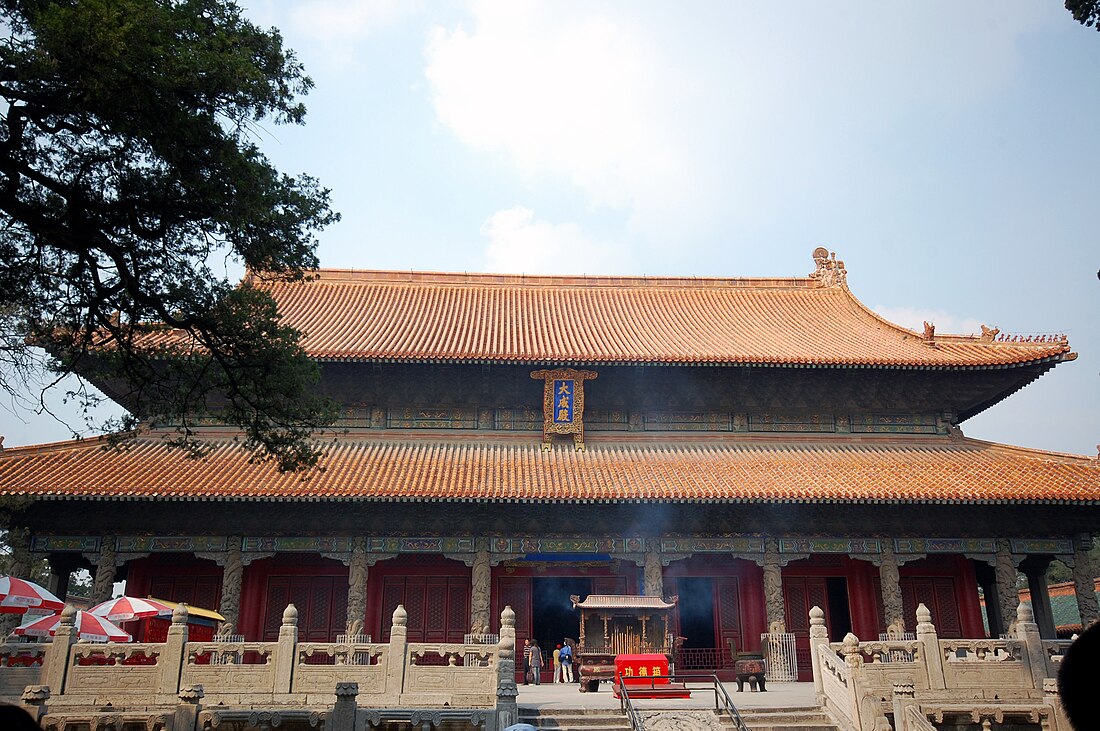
[{"x1": 0, "y1": 0, "x2": 340, "y2": 471}]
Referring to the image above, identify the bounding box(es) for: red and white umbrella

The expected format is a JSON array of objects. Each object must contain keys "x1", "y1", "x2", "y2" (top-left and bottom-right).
[
  {"x1": 0, "y1": 576, "x2": 64, "y2": 614},
  {"x1": 15, "y1": 610, "x2": 131, "y2": 642},
  {"x1": 90, "y1": 596, "x2": 173, "y2": 623}
]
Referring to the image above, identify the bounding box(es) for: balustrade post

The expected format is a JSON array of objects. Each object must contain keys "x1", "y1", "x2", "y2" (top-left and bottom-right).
[
  {"x1": 1043, "y1": 678, "x2": 1069, "y2": 731},
  {"x1": 891, "y1": 683, "x2": 917, "y2": 731},
  {"x1": 495, "y1": 605, "x2": 519, "y2": 731},
  {"x1": 385, "y1": 605, "x2": 409, "y2": 697},
  {"x1": 915, "y1": 603, "x2": 945, "y2": 690},
  {"x1": 41, "y1": 604, "x2": 78, "y2": 695},
  {"x1": 330, "y1": 682, "x2": 359, "y2": 731},
  {"x1": 274, "y1": 604, "x2": 298, "y2": 695},
  {"x1": 159, "y1": 604, "x2": 190, "y2": 696},
  {"x1": 808, "y1": 605, "x2": 829, "y2": 702},
  {"x1": 174, "y1": 684, "x2": 204, "y2": 731},
  {"x1": 20, "y1": 685, "x2": 50, "y2": 725},
  {"x1": 1013, "y1": 603, "x2": 1046, "y2": 690}
]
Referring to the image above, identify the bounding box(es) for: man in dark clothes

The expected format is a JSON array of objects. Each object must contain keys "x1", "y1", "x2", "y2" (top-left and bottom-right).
[
  {"x1": 529, "y1": 640, "x2": 543, "y2": 685},
  {"x1": 522, "y1": 639, "x2": 532, "y2": 685}
]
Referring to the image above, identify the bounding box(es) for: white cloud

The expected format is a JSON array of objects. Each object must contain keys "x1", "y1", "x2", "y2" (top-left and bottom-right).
[
  {"x1": 872, "y1": 306, "x2": 985, "y2": 337},
  {"x1": 480, "y1": 206, "x2": 630, "y2": 275},
  {"x1": 423, "y1": 2, "x2": 1051, "y2": 242},
  {"x1": 425, "y1": 2, "x2": 706, "y2": 238},
  {"x1": 288, "y1": 0, "x2": 409, "y2": 41}
]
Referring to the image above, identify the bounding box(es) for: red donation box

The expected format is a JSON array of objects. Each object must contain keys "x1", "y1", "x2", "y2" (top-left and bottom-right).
[{"x1": 613, "y1": 653, "x2": 671, "y2": 698}]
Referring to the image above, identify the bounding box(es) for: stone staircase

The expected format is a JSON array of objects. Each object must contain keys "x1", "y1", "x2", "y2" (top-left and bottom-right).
[{"x1": 517, "y1": 706, "x2": 839, "y2": 731}]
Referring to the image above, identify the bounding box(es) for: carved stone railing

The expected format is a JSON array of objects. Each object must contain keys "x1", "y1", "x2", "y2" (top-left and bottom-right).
[
  {"x1": 812, "y1": 602, "x2": 1071, "y2": 731},
  {"x1": 0, "y1": 642, "x2": 46, "y2": 699},
  {"x1": 5, "y1": 601, "x2": 520, "y2": 731}
]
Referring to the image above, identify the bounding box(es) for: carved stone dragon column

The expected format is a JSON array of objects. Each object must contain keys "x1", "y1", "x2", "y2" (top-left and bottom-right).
[
  {"x1": 345, "y1": 538, "x2": 369, "y2": 637},
  {"x1": 1072, "y1": 533, "x2": 1099, "y2": 629},
  {"x1": 879, "y1": 542, "x2": 905, "y2": 635},
  {"x1": 762, "y1": 538, "x2": 786, "y2": 633},
  {"x1": 994, "y1": 539, "x2": 1021, "y2": 633},
  {"x1": 0, "y1": 526, "x2": 32, "y2": 636},
  {"x1": 643, "y1": 542, "x2": 663, "y2": 598},
  {"x1": 217, "y1": 536, "x2": 244, "y2": 636},
  {"x1": 470, "y1": 546, "x2": 492, "y2": 634},
  {"x1": 90, "y1": 534, "x2": 118, "y2": 605}
]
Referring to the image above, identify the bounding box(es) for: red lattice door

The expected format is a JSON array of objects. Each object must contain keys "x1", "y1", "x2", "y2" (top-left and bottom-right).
[
  {"x1": 494, "y1": 577, "x2": 531, "y2": 683},
  {"x1": 262, "y1": 576, "x2": 343, "y2": 643},
  {"x1": 379, "y1": 576, "x2": 469, "y2": 643},
  {"x1": 715, "y1": 577, "x2": 742, "y2": 665},
  {"x1": 784, "y1": 576, "x2": 830, "y2": 681},
  {"x1": 901, "y1": 577, "x2": 962, "y2": 638},
  {"x1": 149, "y1": 575, "x2": 222, "y2": 613}
]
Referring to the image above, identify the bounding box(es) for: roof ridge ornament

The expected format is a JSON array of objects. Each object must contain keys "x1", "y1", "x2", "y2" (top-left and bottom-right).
[{"x1": 809, "y1": 247, "x2": 847, "y2": 287}]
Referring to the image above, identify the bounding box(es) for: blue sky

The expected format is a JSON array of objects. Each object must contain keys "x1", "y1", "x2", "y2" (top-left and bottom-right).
[{"x1": 2, "y1": 1, "x2": 1098, "y2": 456}]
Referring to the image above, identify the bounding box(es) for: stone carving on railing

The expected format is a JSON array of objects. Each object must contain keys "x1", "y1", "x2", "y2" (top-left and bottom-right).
[
  {"x1": 814, "y1": 601, "x2": 1069, "y2": 731},
  {"x1": 7, "y1": 601, "x2": 516, "y2": 731}
]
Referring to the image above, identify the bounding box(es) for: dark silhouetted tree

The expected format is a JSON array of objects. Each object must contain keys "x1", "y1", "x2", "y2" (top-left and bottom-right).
[{"x1": 0, "y1": 0, "x2": 340, "y2": 471}]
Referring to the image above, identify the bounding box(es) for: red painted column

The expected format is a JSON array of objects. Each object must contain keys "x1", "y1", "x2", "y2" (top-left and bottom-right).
[{"x1": 737, "y1": 560, "x2": 767, "y2": 642}]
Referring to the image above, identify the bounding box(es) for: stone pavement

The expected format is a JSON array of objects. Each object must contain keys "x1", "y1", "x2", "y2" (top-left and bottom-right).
[{"x1": 515, "y1": 680, "x2": 818, "y2": 712}]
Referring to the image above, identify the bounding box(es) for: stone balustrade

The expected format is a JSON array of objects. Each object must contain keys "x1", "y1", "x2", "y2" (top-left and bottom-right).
[
  {"x1": 811, "y1": 602, "x2": 1073, "y2": 731},
  {"x1": 3, "y1": 602, "x2": 519, "y2": 731}
]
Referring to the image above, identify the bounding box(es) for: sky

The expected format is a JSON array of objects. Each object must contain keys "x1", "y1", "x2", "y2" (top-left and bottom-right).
[{"x1": 1, "y1": 0, "x2": 1098, "y2": 456}]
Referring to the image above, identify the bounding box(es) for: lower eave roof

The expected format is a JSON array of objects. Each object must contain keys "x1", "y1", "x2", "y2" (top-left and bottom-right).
[{"x1": 1, "y1": 432, "x2": 1098, "y2": 505}]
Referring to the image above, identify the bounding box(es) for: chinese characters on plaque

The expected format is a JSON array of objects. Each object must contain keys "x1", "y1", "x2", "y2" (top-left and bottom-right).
[{"x1": 530, "y1": 368, "x2": 598, "y2": 450}]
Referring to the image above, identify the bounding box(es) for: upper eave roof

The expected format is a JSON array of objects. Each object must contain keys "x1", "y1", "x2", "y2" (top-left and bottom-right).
[
  {"x1": 133, "y1": 267, "x2": 1073, "y2": 369},
  {"x1": 2, "y1": 432, "x2": 1097, "y2": 505}
]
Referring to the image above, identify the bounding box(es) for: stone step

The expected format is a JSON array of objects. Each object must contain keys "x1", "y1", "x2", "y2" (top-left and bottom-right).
[{"x1": 516, "y1": 707, "x2": 838, "y2": 731}]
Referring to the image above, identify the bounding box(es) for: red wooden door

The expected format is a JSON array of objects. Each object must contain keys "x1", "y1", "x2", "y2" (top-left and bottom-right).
[
  {"x1": 784, "y1": 576, "x2": 830, "y2": 681},
  {"x1": 901, "y1": 577, "x2": 962, "y2": 638},
  {"x1": 379, "y1": 575, "x2": 469, "y2": 643},
  {"x1": 494, "y1": 576, "x2": 531, "y2": 683},
  {"x1": 262, "y1": 576, "x2": 344, "y2": 642},
  {"x1": 149, "y1": 574, "x2": 222, "y2": 613},
  {"x1": 715, "y1": 577, "x2": 742, "y2": 663}
]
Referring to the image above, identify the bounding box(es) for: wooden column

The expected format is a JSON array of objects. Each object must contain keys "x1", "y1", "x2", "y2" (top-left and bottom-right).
[{"x1": 1072, "y1": 533, "x2": 1099, "y2": 629}]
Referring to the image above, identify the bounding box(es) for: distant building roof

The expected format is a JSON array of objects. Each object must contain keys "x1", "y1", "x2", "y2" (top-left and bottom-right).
[
  {"x1": 2, "y1": 432, "x2": 1098, "y2": 504},
  {"x1": 131, "y1": 263, "x2": 1073, "y2": 369}
]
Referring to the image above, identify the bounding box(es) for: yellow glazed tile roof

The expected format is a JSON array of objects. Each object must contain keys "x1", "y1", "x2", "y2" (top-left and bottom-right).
[
  {"x1": 1, "y1": 433, "x2": 1097, "y2": 504},
  {"x1": 136, "y1": 268, "x2": 1073, "y2": 368}
]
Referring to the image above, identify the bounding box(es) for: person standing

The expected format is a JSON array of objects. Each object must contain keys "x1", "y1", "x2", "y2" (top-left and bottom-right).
[
  {"x1": 522, "y1": 639, "x2": 532, "y2": 685},
  {"x1": 552, "y1": 644, "x2": 562, "y2": 683},
  {"x1": 529, "y1": 640, "x2": 543, "y2": 685},
  {"x1": 558, "y1": 640, "x2": 574, "y2": 683}
]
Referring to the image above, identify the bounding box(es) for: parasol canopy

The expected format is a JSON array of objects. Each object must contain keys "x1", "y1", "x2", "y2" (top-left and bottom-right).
[
  {"x1": 15, "y1": 610, "x2": 131, "y2": 642},
  {"x1": 0, "y1": 576, "x2": 64, "y2": 614},
  {"x1": 89, "y1": 596, "x2": 173, "y2": 623}
]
